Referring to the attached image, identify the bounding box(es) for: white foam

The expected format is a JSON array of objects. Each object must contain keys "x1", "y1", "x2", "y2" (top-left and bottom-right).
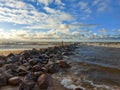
[
  {"x1": 61, "y1": 78, "x2": 86, "y2": 90},
  {"x1": 83, "y1": 77, "x2": 112, "y2": 90}
]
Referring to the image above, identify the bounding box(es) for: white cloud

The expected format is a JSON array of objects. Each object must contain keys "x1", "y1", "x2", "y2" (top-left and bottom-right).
[
  {"x1": 93, "y1": 0, "x2": 101, "y2": 6},
  {"x1": 96, "y1": 0, "x2": 110, "y2": 12},
  {"x1": 78, "y1": 1, "x2": 92, "y2": 18},
  {"x1": 55, "y1": 0, "x2": 65, "y2": 6},
  {"x1": 37, "y1": 0, "x2": 54, "y2": 6},
  {"x1": 0, "y1": 0, "x2": 73, "y2": 26},
  {"x1": 44, "y1": 7, "x2": 57, "y2": 14}
]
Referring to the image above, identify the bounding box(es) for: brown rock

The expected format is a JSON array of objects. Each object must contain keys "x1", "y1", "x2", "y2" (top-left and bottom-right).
[
  {"x1": 46, "y1": 63, "x2": 61, "y2": 74},
  {"x1": 34, "y1": 71, "x2": 43, "y2": 78},
  {"x1": 56, "y1": 60, "x2": 70, "y2": 68},
  {"x1": 74, "y1": 88, "x2": 84, "y2": 90},
  {"x1": 29, "y1": 59, "x2": 38, "y2": 66},
  {"x1": 37, "y1": 74, "x2": 53, "y2": 89},
  {"x1": 32, "y1": 65, "x2": 41, "y2": 72},
  {"x1": 8, "y1": 77, "x2": 21, "y2": 86},
  {"x1": 19, "y1": 73, "x2": 35, "y2": 90},
  {"x1": 18, "y1": 68, "x2": 28, "y2": 76},
  {"x1": 19, "y1": 81, "x2": 35, "y2": 90}
]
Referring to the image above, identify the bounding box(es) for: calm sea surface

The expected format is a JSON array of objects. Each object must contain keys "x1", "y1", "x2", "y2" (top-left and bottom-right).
[{"x1": 69, "y1": 44, "x2": 120, "y2": 90}]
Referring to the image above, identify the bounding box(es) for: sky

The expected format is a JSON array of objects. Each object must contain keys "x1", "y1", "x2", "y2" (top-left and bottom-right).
[{"x1": 0, "y1": 0, "x2": 120, "y2": 42}]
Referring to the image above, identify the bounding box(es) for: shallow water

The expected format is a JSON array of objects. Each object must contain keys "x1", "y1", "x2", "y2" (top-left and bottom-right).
[{"x1": 69, "y1": 44, "x2": 120, "y2": 90}]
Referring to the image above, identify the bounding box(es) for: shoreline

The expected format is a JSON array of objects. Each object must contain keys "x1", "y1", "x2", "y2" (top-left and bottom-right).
[
  {"x1": 0, "y1": 43, "x2": 120, "y2": 90},
  {"x1": 0, "y1": 44, "x2": 80, "y2": 90}
]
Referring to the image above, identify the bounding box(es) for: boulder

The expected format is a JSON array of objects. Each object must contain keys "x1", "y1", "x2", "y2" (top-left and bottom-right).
[
  {"x1": 7, "y1": 54, "x2": 19, "y2": 64},
  {"x1": 33, "y1": 71, "x2": 43, "y2": 79},
  {"x1": 32, "y1": 65, "x2": 41, "y2": 72},
  {"x1": 0, "y1": 56, "x2": 6, "y2": 67},
  {"x1": 19, "y1": 73, "x2": 35, "y2": 90},
  {"x1": 46, "y1": 63, "x2": 61, "y2": 74},
  {"x1": 28, "y1": 59, "x2": 38, "y2": 66},
  {"x1": 0, "y1": 60, "x2": 5, "y2": 67},
  {"x1": 18, "y1": 68, "x2": 28, "y2": 76},
  {"x1": 74, "y1": 88, "x2": 84, "y2": 90},
  {"x1": 8, "y1": 77, "x2": 21, "y2": 86},
  {"x1": 56, "y1": 60, "x2": 70, "y2": 68},
  {"x1": 0, "y1": 74, "x2": 8, "y2": 86},
  {"x1": 37, "y1": 74, "x2": 53, "y2": 89},
  {"x1": 20, "y1": 50, "x2": 30, "y2": 60}
]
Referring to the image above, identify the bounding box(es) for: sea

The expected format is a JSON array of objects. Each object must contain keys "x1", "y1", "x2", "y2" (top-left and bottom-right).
[{"x1": 68, "y1": 44, "x2": 120, "y2": 90}]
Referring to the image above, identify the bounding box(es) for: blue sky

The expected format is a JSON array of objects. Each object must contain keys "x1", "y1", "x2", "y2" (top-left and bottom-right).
[{"x1": 0, "y1": 0, "x2": 120, "y2": 42}]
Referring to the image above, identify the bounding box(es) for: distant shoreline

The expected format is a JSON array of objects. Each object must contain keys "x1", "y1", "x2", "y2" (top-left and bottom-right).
[{"x1": 0, "y1": 45, "x2": 57, "y2": 56}]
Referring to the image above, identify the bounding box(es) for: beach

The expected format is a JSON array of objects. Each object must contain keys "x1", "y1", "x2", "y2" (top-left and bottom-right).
[{"x1": 0, "y1": 43, "x2": 120, "y2": 90}]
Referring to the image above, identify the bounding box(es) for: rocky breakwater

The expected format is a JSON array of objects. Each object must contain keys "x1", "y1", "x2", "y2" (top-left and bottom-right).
[{"x1": 0, "y1": 44, "x2": 81, "y2": 90}]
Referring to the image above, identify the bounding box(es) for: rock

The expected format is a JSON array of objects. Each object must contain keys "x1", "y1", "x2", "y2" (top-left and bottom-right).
[
  {"x1": 26, "y1": 66, "x2": 32, "y2": 71},
  {"x1": 30, "y1": 48, "x2": 39, "y2": 55},
  {"x1": 56, "y1": 60, "x2": 70, "y2": 68},
  {"x1": 8, "y1": 77, "x2": 21, "y2": 86},
  {"x1": 0, "y1": 74, "x2": 8, "y2": 86},
  {"x1": 5, "y1": 64, "x2": 18, "y2": 71},
  {"x1": 7, "y1": 53, "x2": 14, "y2": 57},
  {"x1": 19, "y1": 81, "x2": 35, "y2": 90},
  {"x1": 19, "y1": 73, "x2": 35, "y2": 90},
  {"x1": 4, "y1": 71, "x2": 14, "y2": 79},
  {"x1": 7, "y1": 54, "x2": 19, "y2": 64},
  {"x1": 0, "y1": 56, "x2": 6, "y2": 67},
  {"x1": 0, "y1": 60, "x2": 5, "y2": 67},
  {"x1": 32, "y1": 65, "x2": 41, "y2": 72},
  {"x1": 20, "y1": 50, "x2": 30, "y2": 60},
  {"x1": 46, "y1": 63, "x2": 61, "y2": 74},
  {"x1": 5, "y1": 64, "x2": 18, "y2": 76},
  {"x1": 33, "y1": 72, "x2": 43, "y2": 79},
  {"x1": 74, "y1": 88, "x2": 84, "y2": 90},
  {"x1": 37, "y1": 74, "x2": 53, "y2": 89},
  {"x1": 28, "y1": 59, "x2": 38, "y2": 66},
  {"x1": 18, "y1": 68, "x2": 28, "y2": 76}
]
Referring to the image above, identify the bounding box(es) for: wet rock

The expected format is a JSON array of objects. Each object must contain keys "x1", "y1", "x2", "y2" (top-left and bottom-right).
[
  {"x1": 5, "y1": 64, "x2": 18, "y2": 71},
  {"x1": 7, "y1": 54, "x2": 19, "y2": 64},
  {"x1": 0, "y1": 56, "x2": 6, "y2": 67},
  {"x1": 37, "y1": 74, "x2": 53, "y2": 89},
  {"x1": 28, "y1": 59, "x2": 38, "y2": 66},
  {"x1": 26, "y1": 66, "x2": 32, "y2": 71},
  {"x1": 74, "y1": 88, "x2": 84, "y2": 90},
  {"x1": 33, "y1": 71, "x2": 43, "y2": 79},
  {"x1": 18, "y1": 68, "x2": 28, "y2": 76},
  {"x1": 0, "y1": 74, "x2": 8, "y2": 86},
  {"x1": 19, "y1": 81, "x2": 35, "y2": 90},
  {"x1": 46, "y1": 63, "x2": 61, "y2": 74},
  {"x1": 5, "y1": 64, "x2": 18, "y2": 76},
  {"x1": 19, "y1": 73, "x2": 35, "y2": 90},
  {"x1": 40, "y1": 67, "x2": 48, "y2": 73},
  {"x1": 0, "y1": 60, "x2": 5, "y2": 67},
  {"x1": 32, "y1": 65, "x2": 41, "y2": 72},
  {"x1": 56, "y1": 60, "x2": 70, "y2": 68},
  {"x1": 20, "y1": 50, "x2": 30, "y2": 60},
  {"x1": 30, "y1": 48, "x2": 39, "y2": 55},
  {"x1": 8, "y1": 77, "x2": 21, "y2": 86},
  {"x1": 4, "y1": 71, "x2": 14, "y2": 79}
]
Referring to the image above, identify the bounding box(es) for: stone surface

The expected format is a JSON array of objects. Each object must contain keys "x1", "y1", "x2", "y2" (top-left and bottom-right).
[
  {"x1": 19, "y1": 73, "x2": 35, "y2": 90},
  {"x1": 56, "y1": 60, "x2": 70, "y2": 68},
  {"x1": 37, "y1": 74, "x2": 53, "y2": 89},
  {"x1": 0, "y1": 74, "x2": 8, "y2": 86},
  {"x1": 8, "y1": 77, "x2": 21, "y2": 86}
]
